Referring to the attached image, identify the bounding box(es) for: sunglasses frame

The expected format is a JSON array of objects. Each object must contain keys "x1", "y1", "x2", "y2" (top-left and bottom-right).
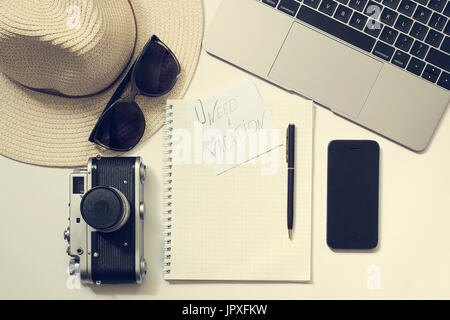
[{"x1": 89, "y1": 35, "x2": 181, "y2": 151}]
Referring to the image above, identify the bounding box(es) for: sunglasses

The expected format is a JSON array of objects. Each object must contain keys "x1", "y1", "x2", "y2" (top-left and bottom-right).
[{"x1": 89, "y1": 35, "x2": 181, "y2": 151}]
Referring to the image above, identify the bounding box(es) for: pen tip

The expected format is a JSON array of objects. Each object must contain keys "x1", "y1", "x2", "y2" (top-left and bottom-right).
[{"x1": 289, "y1": 229, "x2": 293, "y2": 241}]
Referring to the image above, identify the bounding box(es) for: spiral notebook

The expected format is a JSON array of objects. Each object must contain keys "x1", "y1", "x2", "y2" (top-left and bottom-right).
[{"x1": 163, "y1": 99, "x2": 314, "y2": 281}]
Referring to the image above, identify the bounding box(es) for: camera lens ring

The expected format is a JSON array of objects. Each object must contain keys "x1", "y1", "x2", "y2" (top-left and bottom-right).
[{"x1": 80, "y1": 186, "x2": 130, "y2": 233}]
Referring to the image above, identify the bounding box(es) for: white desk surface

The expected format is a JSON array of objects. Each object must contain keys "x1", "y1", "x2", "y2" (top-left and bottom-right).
[{"x1": 1, "y1": 0, "x2": 449, "y2": 299}]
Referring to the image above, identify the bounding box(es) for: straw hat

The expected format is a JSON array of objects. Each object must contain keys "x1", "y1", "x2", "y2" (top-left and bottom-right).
[{"x1": 0, "y1": 0, "x2": 203, "y2": 167}]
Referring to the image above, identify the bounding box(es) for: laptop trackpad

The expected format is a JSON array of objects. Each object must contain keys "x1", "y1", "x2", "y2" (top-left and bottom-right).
[{"x1": 269, "y1": 22, "x2": 382, "y2": 118}]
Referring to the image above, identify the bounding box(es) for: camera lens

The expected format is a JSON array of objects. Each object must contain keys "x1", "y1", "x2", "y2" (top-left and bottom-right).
[{"x1": 80, "y1": 187, "x2": 130, "y2": 233}]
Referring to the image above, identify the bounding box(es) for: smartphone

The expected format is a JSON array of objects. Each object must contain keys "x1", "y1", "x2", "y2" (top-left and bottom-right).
[{"x1": 327, "y1": 140, "x2": 380, "y2": 250}]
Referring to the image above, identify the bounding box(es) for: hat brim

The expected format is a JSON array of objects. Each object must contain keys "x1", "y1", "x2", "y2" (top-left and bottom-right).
[{"x1": 0, "y1": 0, "x2": 204, "y2": 167}]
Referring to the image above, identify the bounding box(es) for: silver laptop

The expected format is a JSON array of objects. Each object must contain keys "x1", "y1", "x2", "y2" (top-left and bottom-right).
[{"x1": 204, "y1": 0, "x2": 450, "y2": 151}]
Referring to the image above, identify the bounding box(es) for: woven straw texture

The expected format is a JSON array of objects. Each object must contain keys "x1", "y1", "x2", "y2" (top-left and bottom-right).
[{"x1": 0, "y1": 0, "x2": 204, "y2": 167}]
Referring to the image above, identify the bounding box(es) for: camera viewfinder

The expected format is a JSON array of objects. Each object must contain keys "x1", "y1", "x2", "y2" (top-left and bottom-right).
[{"x1": 73, "y1": 177, "x2": 85, "y2": 194}]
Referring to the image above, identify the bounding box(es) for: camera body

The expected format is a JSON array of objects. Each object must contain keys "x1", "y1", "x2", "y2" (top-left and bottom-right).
[{"x1": 64, "y1": 157, "x2": 147, "y2": 285}]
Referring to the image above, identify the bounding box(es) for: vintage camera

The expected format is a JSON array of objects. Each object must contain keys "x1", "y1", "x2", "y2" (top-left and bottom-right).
[{"x1": 64, "y1": 157, "x2": 147, "y2": 285}]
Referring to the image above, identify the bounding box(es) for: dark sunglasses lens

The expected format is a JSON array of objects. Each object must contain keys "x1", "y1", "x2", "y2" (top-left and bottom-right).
[
  {"x1": 135, "y1": 41, "x2": 180, "y2": 95},
  {"x1": 94, "y1": 101, "x2": 145, "y2": 151}
]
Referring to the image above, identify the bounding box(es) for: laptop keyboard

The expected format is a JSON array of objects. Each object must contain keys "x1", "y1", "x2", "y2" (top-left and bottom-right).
[{"x1": 260, "y1": 0, "x2": 450, "y2": 90}]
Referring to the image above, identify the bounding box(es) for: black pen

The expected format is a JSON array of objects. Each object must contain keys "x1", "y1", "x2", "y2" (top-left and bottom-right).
[{"x1": 286, "y1": 124, "x2": 295, "y2": 241}]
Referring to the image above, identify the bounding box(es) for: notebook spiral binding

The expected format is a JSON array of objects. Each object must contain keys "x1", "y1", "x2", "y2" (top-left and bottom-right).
[{"x1": 162, "y1": 104, "x2": 174, "y2": 275}]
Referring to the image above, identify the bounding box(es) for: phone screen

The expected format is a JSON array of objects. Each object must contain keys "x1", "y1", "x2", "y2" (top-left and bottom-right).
[{"x1": 327, "y1": 140, "x2": 380, "y2": 250}]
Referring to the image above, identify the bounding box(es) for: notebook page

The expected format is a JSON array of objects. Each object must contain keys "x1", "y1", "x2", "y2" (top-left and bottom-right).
[{"x1": 164, "y1": 100, "x2": 314, "y2": 281}]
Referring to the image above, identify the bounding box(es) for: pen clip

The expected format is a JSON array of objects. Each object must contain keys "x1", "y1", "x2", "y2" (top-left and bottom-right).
[{"x1": 286, "y1": 127, "x2": 289, "y2": 163}]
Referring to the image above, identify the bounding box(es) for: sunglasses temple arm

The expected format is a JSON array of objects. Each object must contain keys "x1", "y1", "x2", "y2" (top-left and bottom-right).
[
  {"x1": 105, "y1": 61, "x2": 136, "y2": 113},
  {"x1": 88, "y1": 61, "x2": 137, "y2": 142}
]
